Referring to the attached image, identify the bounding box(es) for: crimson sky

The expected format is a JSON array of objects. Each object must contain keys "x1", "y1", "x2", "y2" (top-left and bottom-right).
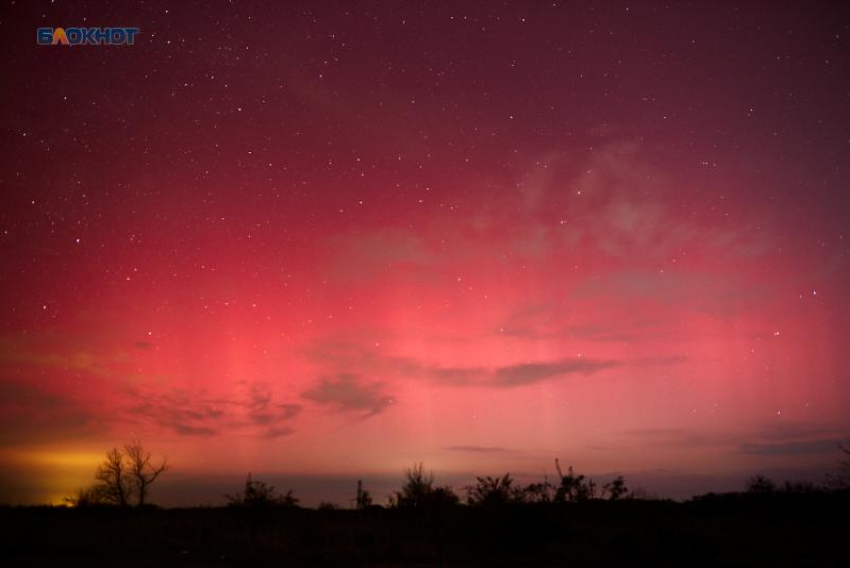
[{"x1": 1, "y1": 1, "x2": 849, "y2": 506}]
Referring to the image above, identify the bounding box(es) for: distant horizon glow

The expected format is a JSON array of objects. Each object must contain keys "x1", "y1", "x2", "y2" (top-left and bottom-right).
[{"x1": 1, "y1": 1, "x2": 849, "y2": 506}]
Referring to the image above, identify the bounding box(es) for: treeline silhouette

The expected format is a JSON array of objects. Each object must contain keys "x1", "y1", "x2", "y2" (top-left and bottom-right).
[
  {"x1": 64, "y1": 440, "x2": 850, "y2": 511},
  {"x1": 3, "y1": 441, "x2": 847, "y2": 567}
]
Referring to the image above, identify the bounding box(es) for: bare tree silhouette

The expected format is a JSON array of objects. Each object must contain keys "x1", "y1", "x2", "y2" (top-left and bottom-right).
[
  {"x1": 95, "y1": 448, "x2": 131, "y2": 507},
  {"x1": 124, "y1": 441, "x2": 170, "y2": 506},
  {"x1": 68, "y1": 443, "x2": 170, "y2": 507}
]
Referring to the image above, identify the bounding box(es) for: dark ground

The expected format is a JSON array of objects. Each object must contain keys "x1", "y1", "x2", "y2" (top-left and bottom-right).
[{"x1": 2, "y1": 491, "x2": 848, "y2": 567}]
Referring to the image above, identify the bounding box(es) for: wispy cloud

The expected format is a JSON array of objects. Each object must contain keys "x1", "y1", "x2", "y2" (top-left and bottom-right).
[
  {"x1": 301, "y1": 373, "x2": 396, "y2": 418},
  {"x1": 129, "y1": 390, "x2": 225, "y2": 437},
  {"x1": 492, "y1": 358, "x2": 620, "y2": 387},
  {"x1": 129, "y1": 383, "x2": 302, "y2": 438},
  {"x1": 307, "y1": 340, "x2": 621, "y2": 389}
]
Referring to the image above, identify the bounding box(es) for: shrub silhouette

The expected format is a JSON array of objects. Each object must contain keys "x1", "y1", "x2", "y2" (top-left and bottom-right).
[
  {"x1": 392, "y1": 463, "x2": 459, "y2": 508},
  {"x1": 64, "y1": 484, "x2": 110, "y2": 507},
  {"x1": 226, "y1": 473, "x2": 299, "y2": 508},
  {"x1": 554, "y1": 460, "x2": 594, "y2": 502},
  {"x1": 466, "y1": 474, "x2": 525, "y2": 506},
  {"x1": 552, "y1": 460, "x2": 628, "y2": 501},
  {"x1": 746, "y1": 474, "x2": 777, "y2": 494},
  {"x1": 522, "y1": 480, "x2": 555, "y2": 503},
  {"x1": 603, "y1": 475, "x2": 628, "y2": 500}
]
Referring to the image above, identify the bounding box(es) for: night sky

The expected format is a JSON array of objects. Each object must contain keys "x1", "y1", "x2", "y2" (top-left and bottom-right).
[{"x1": 1, "y1": 0, "x2": 849, "y2": 506}]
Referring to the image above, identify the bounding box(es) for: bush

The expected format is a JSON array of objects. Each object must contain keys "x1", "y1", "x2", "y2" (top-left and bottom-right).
[
  {"x1": 392, "y1": 463, "x2": 459, "y2": 508},
  {"x1": 225, "y1": 473, "x2": 299, "y2": 508},
  {"x1": 466, "y1": 474, "x2": 525, "y2": 506}
]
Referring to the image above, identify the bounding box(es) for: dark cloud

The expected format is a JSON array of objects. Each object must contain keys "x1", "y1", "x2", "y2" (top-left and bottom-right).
[
  {"x1": 245, "y1": 383, "x2": 303, "y2": 435},
  {"x1": 493, "y1": 358, "x2": 620, "y2": 387},
  {"x1": 129, "y1": 383, "x2": 302, "y2": 438},
  {"x1": 133, "y1": 341, "x2": 153, "y2": 350},
  {"x1": 741, "y1": 438, "x2": 849, "y2": 456},
  {"x1": 260, "y1": 426, "x2": 296, "y2": 439},
  {"x1": 130, "y1": 391, "x2": 225, "y2": 437},
  {"x1": 171, "y1": 423, "x2": 217, "y2": 437},
  {"x1": 388, "y1": 354, "x2": 618, "y2": 388},
  {"x1": 306, "y1": 339, "x2": 621, "y2": 389},
  {"x1": 301, "y1": 373, "x2": 395, "y2": 417}
]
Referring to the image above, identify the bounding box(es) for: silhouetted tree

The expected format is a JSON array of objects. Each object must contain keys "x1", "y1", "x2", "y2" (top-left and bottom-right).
[
  {"x1": 746, "y1": 474, "x2": 777, "y2": 494},
  {"x1": 523, "y1": 479, "x2": 555, "y2": 503},
  {"x1": 226, "y1": 473, "x2": 299, "y2": 508},
  {"x1": 124, "y1": 441, "x2": 169, "y2": 506},
  {"x1": 551, "y1": 460, "x2": 627, "y2": 501},
  {"x1": 392, "y1": 463, "x2": 459, "y2": 508},
  {"x1": 95, "y1": 448, "x2": 131, "y2": 506},
  {"x1": 602, "y1": 475, "x2": 628, "y2": 500},
  {"x1": 355, "y1": 479, "x2": 373, "y2": 509},
  {"x1": 64, "y1": 485, "x2": 109, "y2": 507},
  {"x1": 79, "y1": 443, "x2": 170, "y2": 507},
  {"x1": 357, "y1": 489, "x2": 373, "y2": 508},
  {"x1": 466, "y1": 474, "x2": 525, "y2": 506},
  {"x1": 554, "y1": 460, "x2": 594, "y2": 502},
  {"x1": 395, "y1": 462, "x2": 433, "y2": 507}
]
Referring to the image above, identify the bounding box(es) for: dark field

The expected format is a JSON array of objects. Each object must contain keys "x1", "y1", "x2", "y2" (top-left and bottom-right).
[{"x1": 2, "y1": 492, "x2": 848, "y2": 567}]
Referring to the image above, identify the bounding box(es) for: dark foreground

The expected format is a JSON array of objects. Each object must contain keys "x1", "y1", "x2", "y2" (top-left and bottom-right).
[{"x1": 2, "y1": 492, "x2": 848, "y2": 567}]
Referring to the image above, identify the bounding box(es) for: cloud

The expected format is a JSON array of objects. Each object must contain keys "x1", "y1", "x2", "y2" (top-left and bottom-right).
[
  {"x1": 492, "y1": 358, "x2": 620, "y2": 387},
  {"x1": 393, "y1": 355, "x2": 620, "y2": 388},
  {"x1": 245, "y1": 383, "x2": 302, "y2": 427},
  {"x1": 301, "y1": 373, "x2": 396, "y2": 417},
  {"x1": 129, "y1": 383, "x2": 302, "y2": 438},
  {"x1": 306, "y1": 339, "x2": 621, "y2": 390},
  {"x1": 130, "y1": 390, "x2": 226, "y2": 437},
  {"x1": 171, "y1": 423, "x2": 217, "y2": 437},
  {"x1": 260, "y1": 426, "x2": 297, "y2": 439}
]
